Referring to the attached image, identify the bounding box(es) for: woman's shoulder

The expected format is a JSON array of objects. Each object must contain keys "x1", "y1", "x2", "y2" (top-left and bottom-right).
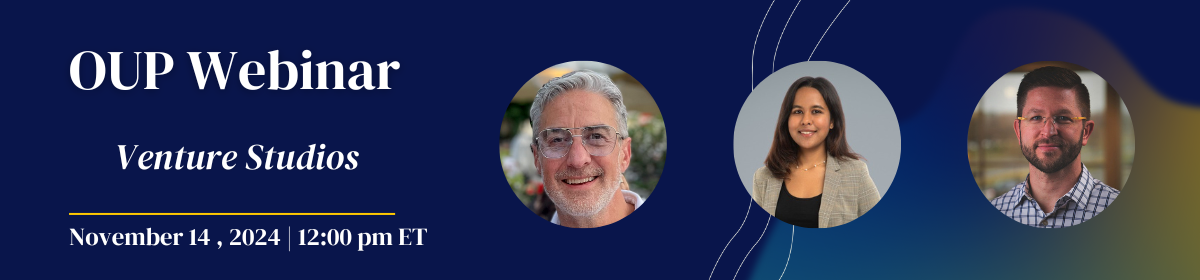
[
  {"x1": 834, "y1": 156, "x2": 869, "y2": 174},
  {"x1": 753, "y1": 166, "x2": 772, "y2": 182}
]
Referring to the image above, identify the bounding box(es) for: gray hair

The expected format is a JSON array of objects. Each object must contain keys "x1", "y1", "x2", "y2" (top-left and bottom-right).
[{"x1": 530, "y1": 70, "x2": 629, "y2": 137}]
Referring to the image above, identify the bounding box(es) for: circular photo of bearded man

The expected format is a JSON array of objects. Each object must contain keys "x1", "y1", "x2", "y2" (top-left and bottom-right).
[
  {"x1": 969, "y1": 61, "x2": 1134, "y2": 228},
  {"x1": 499, "y1": 61, "x2": 665, "y2": 228}
]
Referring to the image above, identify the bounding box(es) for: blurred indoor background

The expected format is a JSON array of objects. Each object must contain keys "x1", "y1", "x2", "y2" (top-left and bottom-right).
[
  {"x1": 969, "y1": 61, "x2": 1134, "y2": 200},
  {"x1": 500, "y1": 61, "x2": 666, "y2": 221}
]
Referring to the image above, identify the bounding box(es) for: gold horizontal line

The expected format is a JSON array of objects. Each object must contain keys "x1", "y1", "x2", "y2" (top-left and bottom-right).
[{"x1": 69, "y1": 213, "x2": 395, "y2": 216}]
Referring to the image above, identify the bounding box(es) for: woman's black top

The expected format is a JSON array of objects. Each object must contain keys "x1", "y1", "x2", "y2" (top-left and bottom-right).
[{"x1": 775, "y1": 181, "x2": 821, "y2": 228}]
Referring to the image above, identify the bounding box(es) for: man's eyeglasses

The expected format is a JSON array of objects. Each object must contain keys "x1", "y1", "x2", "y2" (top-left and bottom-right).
[
  {"x1": 1017, "y1": 116, "x2": 1087, "y2": 127},
  {"x1": 534, "y1": 125, "x2": 624, "y2": 159}
]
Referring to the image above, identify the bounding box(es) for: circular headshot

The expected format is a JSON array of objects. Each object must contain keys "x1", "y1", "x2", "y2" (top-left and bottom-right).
[
  {"x1": 734, "y1": 61, "x2": 900, "y2": 228},
  {"x1": 969, "y1": 61, "x2": 1134, "y2": 228},
  {"x1": 500, "y1": 61, "x2": 665, "y2": 228}
]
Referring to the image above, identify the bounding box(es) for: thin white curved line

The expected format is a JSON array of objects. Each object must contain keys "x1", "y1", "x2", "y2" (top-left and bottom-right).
[
  {"x1": 777, "y1": 225, "x2": 794, "y2": 280},
  {"x1": 709, "y1": 198, "x2": 754, "y2": 280},
  {"x1": 808, "y1": 0, "x2": 851, "y2": 61},
  {"x1": 733, "y1": 216, "x2": 772, "y2": 280},
  {"x1": 751, "y1": 0, "x2": 776, "y2": 91},
  {"x1": 729, "y1": 3, "x2": 850, "y2": 280},
  {"x1": 772, "y1": 0, "x2": 802, "y2": 71}
]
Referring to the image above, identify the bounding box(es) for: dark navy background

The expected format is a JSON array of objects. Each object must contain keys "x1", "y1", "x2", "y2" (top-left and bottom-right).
[{"x1": 7, "y1": 0, "x2": 1197, "y2": 278}]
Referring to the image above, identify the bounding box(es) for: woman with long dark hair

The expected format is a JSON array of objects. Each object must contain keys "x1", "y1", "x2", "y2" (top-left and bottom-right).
[{"x1": 752, "y1": 76, "x2": 880, "y2": 228}]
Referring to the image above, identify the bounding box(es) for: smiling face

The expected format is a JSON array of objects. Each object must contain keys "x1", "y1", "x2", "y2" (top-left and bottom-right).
[
  {"x1": 787, "y1": 86, "x2": 831, "y2": 150},
  {"x1": 1014, "y1": 86, "x2": 1093, "y2": 174},
  {"x1": 533, "y1": 90, "x2": 632, "y2": 218}
]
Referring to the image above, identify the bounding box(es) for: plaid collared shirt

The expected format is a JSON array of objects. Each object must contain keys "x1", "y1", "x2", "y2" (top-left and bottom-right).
[{"x1": 991, "y1": 164, "x2": 1120, "y2": 228}]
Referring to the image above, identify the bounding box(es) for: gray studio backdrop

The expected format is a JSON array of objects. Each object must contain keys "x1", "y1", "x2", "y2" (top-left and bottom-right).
[{"x1": 734, "y1": 61, "x2": 901, "y2": 196}]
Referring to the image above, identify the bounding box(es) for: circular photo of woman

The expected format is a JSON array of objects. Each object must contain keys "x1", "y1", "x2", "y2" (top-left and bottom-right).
[{"x1": 734, "y1": 61, "x2": 900, "y2": 228}]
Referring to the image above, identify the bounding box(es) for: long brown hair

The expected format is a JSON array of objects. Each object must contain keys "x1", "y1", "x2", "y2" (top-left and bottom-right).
[{"x1": 764, "y1": 76, "x2": 860, "y2": 179}]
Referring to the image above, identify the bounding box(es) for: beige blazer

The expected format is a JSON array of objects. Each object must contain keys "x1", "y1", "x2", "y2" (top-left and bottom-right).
[{"x1": 752, "y1": 153, "x2": 880, "y2": 228}]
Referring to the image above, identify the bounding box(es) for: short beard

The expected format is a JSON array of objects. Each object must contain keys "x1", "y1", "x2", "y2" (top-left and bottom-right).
[
  {"x1": 543, "y1": 166, "x2": 619, "y2": 218},
  {"x1": 1020, "y1": 128, "x2": 1084, "y2": 174}
]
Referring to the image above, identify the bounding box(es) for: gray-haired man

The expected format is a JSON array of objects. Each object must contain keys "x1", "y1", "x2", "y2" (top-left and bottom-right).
[{"x1": 530, "y1": 70, "x2": 644, "y2": 228}]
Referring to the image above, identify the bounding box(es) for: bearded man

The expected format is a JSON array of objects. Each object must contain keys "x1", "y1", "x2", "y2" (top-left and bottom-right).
[
  {"x1": 991, "y1": 66, "x2": 1119, "y2": 228},
  {"x1": 529, "y1": 70, "x2": 643, "y2": 228}
]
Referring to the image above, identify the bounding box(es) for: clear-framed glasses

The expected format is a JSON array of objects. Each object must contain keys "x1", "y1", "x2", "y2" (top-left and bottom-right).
[
  {"x1": 534, "y1": 125, "x2": 624, "y2": 159},
  {"x1": 1017, "y1": 116, "x2": 1087, "y2": 127}
]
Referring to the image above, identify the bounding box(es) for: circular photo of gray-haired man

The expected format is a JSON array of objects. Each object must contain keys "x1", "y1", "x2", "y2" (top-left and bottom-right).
[{"x1": 499, "y1": 61, "x2": 665, "y2": 228}]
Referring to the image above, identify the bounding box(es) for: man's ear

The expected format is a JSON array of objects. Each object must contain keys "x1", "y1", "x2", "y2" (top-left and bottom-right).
[
  {"x1": 619, "y1": 137, "x2": 632, "y2": 173},
  {"x1": 530, "y1": 143, "x2": 542, "y2": 174},
  {"x1": 1081, "y1": 120, "x2": 1095, "y2": 146},
  {"x1": 1012, "y1": 119, "x2": 1021, "y2": 142}
]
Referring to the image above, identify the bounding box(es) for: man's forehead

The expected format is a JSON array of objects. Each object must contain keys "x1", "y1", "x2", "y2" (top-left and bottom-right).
[
  {"x1": 540, "y1": 90, "x2": 619, "y2": 128},
  {"x1": 1023, "y1": 86, "x2": 1081, "y2": 113}
]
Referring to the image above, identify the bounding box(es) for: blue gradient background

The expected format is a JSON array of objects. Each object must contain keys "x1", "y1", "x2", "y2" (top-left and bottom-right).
[{"x1": 7, "y1": 0, "x2": 1197, "y2": 279}]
